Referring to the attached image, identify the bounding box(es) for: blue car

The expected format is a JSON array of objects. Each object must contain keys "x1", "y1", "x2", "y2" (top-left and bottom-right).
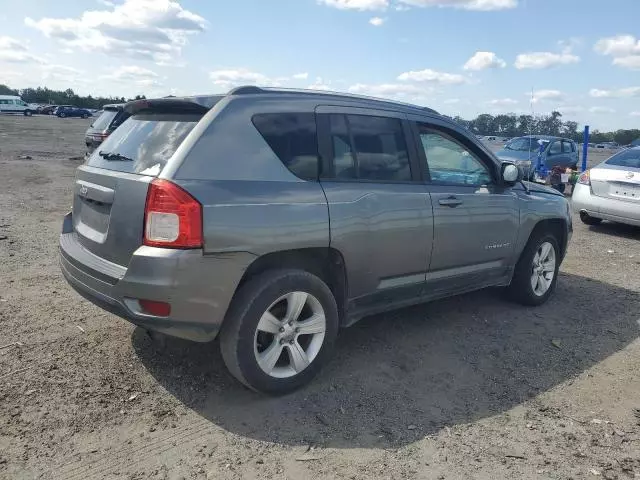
[
  {"x1": 55, "y1": 105, "x2": 92, "y2": 119},
  {"x1": 496, "y1": 135, "x2": 579, "y2": 179}
]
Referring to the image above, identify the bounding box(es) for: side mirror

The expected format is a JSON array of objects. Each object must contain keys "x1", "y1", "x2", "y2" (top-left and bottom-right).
[{"x1": 501, "y1": 162, "x2": 522, "y2": 185}]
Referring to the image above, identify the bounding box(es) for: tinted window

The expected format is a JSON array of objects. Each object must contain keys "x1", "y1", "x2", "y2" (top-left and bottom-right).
[
  {"x1": 505, "y1": 137, "x2": 541, "y2": 152},
  {"x1": 90, "y1": 110, "x2": 118, "y2": 131},
  {"x1": 86, "y1": 113, "x2": 201, "y2": 175},
  {"x1": 419, "y1": 128, "x2": 492, "y2": 186},
  {"x1": 252, "y1": 113, "x2": 319, "y2": 180},
  {"x1": 605, "y1": 149, "x2": 640, "y2": 169},
  {"x1": 327, "y1": 114, "x2": 411, "y2": 182},
  {"x1": 562, "y1": 141, "x2": 574, "y2": 153},
  {"x1": 549, "y1": 141, "x2": 562, "y2": 155}
]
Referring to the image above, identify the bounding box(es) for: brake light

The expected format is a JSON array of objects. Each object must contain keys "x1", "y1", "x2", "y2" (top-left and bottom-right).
[
  {"x1": 578, "y1": 170, "x2": 590, "y2": 185},
  {"x1": 144, "y1": 179, "x2": 202, "y2": 248}
]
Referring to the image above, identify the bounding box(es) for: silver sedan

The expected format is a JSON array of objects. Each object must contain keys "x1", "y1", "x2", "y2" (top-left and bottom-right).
[{"x1": 573, "y1": 147, "x2": 640, "y2": 227}]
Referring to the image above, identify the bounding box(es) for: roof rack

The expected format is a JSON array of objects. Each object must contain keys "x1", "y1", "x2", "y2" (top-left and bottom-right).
[{"x1": 226, "y1": 85, "x2": 439, "y2": 115}]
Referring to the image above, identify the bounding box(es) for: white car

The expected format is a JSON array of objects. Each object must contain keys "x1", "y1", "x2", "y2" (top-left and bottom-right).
[
  {"x1": 0, "y1": 95, "x2": 34, "y2": 116},
  {"x1": 573, "y1": 147, "x2": 640, "y2": 227}
]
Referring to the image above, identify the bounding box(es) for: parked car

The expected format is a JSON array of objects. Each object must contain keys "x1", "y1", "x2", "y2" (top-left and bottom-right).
[
  {"x1": 55, "y1": 105, "x2": 92, "y2": 119},
  {"x1": 595, "y1": 142, "x2": 619, "y2": 149},
  {"x1": 59, "y1": 87, "x2": 572, "y2": 393},
  {"x1": 40, "y1": 105, "x2": 59, "y2": 115},
  {"x1": 84, "y1": 104, "x2": 130, "y2": 155},
  {"x1": 573, "y1": 147, "x2": 640, "y2": 227},
  {"x1": 496, "y1": 135, "x2": 578, "y2": 180},
  {"x1": 0, "y1": 95, "x2": 34, "y2": 116}
]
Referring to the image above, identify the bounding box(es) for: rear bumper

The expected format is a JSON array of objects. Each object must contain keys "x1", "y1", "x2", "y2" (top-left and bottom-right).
[
  {"x1": 59, "y1": 214, "x2": 256, "y2": 342},
  {"x1": 572, "y1": 183, "x2": 640, "y2": 227}
]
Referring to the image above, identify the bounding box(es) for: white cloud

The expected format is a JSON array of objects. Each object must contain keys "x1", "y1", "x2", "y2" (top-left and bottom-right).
[
  {"x1": 101, "y1": 65, "x2": 162, "y2": 88},
  {"x1": 308, "y1": 77, "x2": 332, "y2": 91},
  {"x1": 613, "y1": 56, "x2": 640, "y2": 70},
  {"x1": 397, "y1": 0, "x2": 516, "y2": 10},
  {"x1": 348, "y1": 83, "x2": 429, "y2": 99},
  {"x1": 594, "y1": 35, "x2": 640, "y2": 70},
  {"x1": 97, "y1": 0, "x2": 116, "y2": 6},
  {"x1": 514, "y1": 51, "x2": 580, "y2": 69},
  {"x1": 529, "y1": 89, "x2": 564, "y2": 103},
  {"x1": 0, "y1": 36, "x2": 44, "y2": 64},
  {"x1": 209, "y1": 68, "x2": 278, "y2": 89},
  {"x1": 555, "y1": 105, "x2": 583, "y2": 114},
  {"x1": 397, "y1": 68, "x2": 468, "y2": 85},
  {"x1": 589, "y1": 86, "x2": 640, "y2": 98},
  {"x1": 395, "y1": 4, "x2": 411, "y2": 10},
  {"x1": 443, "y1": 98, "x2": 460, "y2": 104},
  {"x1": 630, "y1": 111, "x2": 640, "y2": 117},
  {"x1": 463, "y1": 51, "x2": 506, "y2": 71},
  {"x1": 369, "y1": 16, "x2": 385, "y2": 26},
  {"x1": 589, "y1": 106, "x2": 616, "y2": 114},
  {"x1": 318, "y1": 0, "x2": 388, "y2": 10},
  {"x1": 594, "y1": 35, "x2": 640, "y2": 57},
  {"x1": 319, "y1": 0, "x2": 517, "y2": 10},
  {"x1": 25, "y1": 0, "x2": 206, "y2": 64},
  {"x1": 487, "y1": 98, "x2": 517, "y2": 106},
  {"x1": 292, "y1": 72, "x2": 309, "y2": 80}
]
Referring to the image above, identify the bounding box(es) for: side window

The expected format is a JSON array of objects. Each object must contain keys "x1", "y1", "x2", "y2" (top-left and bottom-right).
[
  {"x1": 326, "y1": 114, "x2": 411, "y2": 182},
  {"x1": 418, "y1": 127, "x2": 492, "y2": 186},
  {"x1": 549, "y1": 141, "x2": 562, "y2": 155},
  {"x1": 562, "y1": 141, "x2": 574, "y2": 153},
  {"x1": 252, "y1": 113, "x2": 319, "y2": 180}
]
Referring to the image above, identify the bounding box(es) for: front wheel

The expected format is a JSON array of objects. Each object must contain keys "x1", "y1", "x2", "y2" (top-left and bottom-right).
[
  {"x1": 59, "y1": 112, "x2": 66, "y2": 118},
  {"x1": 24, "y1": 110, "x2": 33, "y2": 117},
  {"x1": 81, "y1": 114, "x2": 88, "y2": 119},
  {"x1": 220, "y1": 269, "x2": 339, "y2": 394},
  {"x1": 508, "y1": 232, "x2": 560, "y2": 306}
]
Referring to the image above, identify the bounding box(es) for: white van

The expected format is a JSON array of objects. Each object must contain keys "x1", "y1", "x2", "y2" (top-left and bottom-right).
[{"x1": 0, "y1": 95, "x2": 34, "y2": 116}]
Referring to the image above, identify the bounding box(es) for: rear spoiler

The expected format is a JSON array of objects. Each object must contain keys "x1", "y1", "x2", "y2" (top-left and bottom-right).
[{"x1": 124, "y1": 96, "x2": 223, "y2": 115}]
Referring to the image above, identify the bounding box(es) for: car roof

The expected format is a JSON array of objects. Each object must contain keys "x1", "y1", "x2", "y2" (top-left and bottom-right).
[
  {"x1": 0, "y1": 95, "x2": 21, "y2": 99},
  {"x1": 102, "y1": 103, "x2": 126, "y2": 110},
  {"x1": 517, "y1": 135, "x2": 572, "y2": 141},
  {"x1": 128, "y1": 86, "x2": 440, "y2": 117}
]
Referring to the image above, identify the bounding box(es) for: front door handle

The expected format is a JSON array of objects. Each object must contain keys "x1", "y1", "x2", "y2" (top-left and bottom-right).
[{"x1": 439, "y1": 196, "x2": 463, "y2": 207}]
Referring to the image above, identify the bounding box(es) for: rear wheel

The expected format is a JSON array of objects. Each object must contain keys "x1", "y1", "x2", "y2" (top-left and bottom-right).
[
  {"x1": 23, "y1": 110, "x2": 33, "y2": 117},
  {"x1": 59, "y1": 112, "x2": 66, "y2": 118},
  {"x1": 220, "y1": 269, "x2": 339, "y2": 394},
  {"x1": 81, "y1": 114, "x2": 88, "y2": 119},
  {"x1": 580, "y1": 211, "x2": 602, "y2": 225},
  {"x1": 508, "y1": 232, "x2": 560, "y2": 306}
]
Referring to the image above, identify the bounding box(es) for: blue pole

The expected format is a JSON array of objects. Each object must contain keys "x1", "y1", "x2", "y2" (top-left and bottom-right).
[{"x1": 581, "y1": 125, "x2": 589, "y2": 172}]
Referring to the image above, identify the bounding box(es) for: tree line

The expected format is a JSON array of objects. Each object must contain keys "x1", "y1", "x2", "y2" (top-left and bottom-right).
[
  {"x1": 452, "y1": 111, "x2": 640, "y2": 146},
  {"x1": 0, "y1": 84, "x2": 144, "y2": 110},
  {"x1": 1, "y1": 83, "x2": 638, "y2": 145}
]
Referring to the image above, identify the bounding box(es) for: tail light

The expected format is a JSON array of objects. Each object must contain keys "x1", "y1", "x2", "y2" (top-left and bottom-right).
[
  {"x1": 93, "y1": 132, "x2": 109, "y2": 141},
  {"x1": 144, "y1": 179, "x2": 202, "y2": 248},
  {"x1": 578, "y1": 170, "x2": 590, "y2": 185},
  {"x1": 138, "y1": 299, "x2": 171, "y2": 317}
]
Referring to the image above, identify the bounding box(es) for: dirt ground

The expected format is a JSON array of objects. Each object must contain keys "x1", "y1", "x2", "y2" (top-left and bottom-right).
[{"x1": 1, "y1": 115, "x2": 639, "y2": 480}]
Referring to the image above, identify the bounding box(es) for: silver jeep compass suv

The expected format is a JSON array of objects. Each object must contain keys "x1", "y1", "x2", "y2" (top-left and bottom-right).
[{"x1": 60, "y1": 86, "x2": 572, "y2": 393}]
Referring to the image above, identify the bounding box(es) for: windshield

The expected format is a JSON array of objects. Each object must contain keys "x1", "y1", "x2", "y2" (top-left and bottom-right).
[
  {"x1": 605, "y1": 149, "x2": 640, "y2": 169},
  {"x1": 505, "y1": 138, "x2": 542, "y2": 152},
  {"x1": 86, "y1": 113, "x2": 201, "y2": 175},
  {"x1": 90, "y1": 110, "x2": 118, "y2": 130}
]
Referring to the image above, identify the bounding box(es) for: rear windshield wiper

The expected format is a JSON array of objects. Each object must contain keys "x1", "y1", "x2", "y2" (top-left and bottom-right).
[{"x1": 98, "y1": 151, "x2": 133, "y2": 162}]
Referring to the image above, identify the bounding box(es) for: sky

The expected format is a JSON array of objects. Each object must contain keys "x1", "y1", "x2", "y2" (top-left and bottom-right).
[{"x1": 0, "y1": 0, "x2": 639, "y2": 131}]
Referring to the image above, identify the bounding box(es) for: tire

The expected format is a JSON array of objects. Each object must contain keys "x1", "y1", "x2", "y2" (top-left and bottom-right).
[
  {"x1": 24, "y1": 110, "x2": 33, "y2": 117},
  {"x1": 59, "y1": 112, "x2": 66, "y2": 118},
  {"x1": 220, "y1": 269, "x2": 339, "y2": 394},
  {"x1": 81, "y1": 114, "x2": 88, "y2": 119},
  {"x1": 580, "y1": 211, "x2": 602, "y2": 225},
  {"x1": 508, "y1": 231, "x2": 560, "y2": 306}
]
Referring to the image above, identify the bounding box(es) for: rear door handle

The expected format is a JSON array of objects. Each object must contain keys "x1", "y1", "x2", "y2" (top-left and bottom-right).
[{"x1": 439, "y1": 196, "x2": 463, "y2": 207}]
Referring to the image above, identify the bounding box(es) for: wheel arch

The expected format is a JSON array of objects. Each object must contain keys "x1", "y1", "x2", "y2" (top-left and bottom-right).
[
  {"x1": 525, "y1": 218, "x2": 568, "y2": 260},
  {"x1": 236, "y1": 247, "x2": 349, "y2": 324}
]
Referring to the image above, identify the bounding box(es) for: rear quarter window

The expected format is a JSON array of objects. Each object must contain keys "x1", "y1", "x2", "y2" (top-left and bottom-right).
[
  {"x1": 252, "y1": 113, "x2": 319, "y2": 180},
  {"x1": 90, "y1": 110, "x2": 118, "y2": 131},
  {"x1": 86, "y1": 113, "x2": 201, "y2": 175}
]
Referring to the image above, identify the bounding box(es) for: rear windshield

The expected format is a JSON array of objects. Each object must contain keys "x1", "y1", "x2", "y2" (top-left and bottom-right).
[
  {"x1": 86, "y1": 113, "x2": 201, "y2": 175},
  {"x1": 605, "y1": 149, "x2": 640, "y2": 169},
  {"x1": 90, "y1": 110, "x2": 118, "y2": 131}
]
